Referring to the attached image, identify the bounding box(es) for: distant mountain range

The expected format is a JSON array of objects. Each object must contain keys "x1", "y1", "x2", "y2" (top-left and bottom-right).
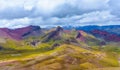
[
  {"x1": 63, "y1": 25, "x2": 120, "y2": 35},
  {"x1": 0, "y1": 25, "x2": 120, "y2": 42}
]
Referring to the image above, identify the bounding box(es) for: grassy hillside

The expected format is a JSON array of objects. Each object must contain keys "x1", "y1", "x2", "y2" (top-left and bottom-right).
[
  {"x1": 0, "y1": 26, "x2": 120, "y2": 70},
  {"x1": 0, "y1": 44, "x2": 120, "y2": 70}
]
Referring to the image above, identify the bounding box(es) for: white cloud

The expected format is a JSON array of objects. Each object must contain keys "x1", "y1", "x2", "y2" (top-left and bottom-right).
[
  {"x1": 0, "y1": 0, "x2": 111, "y2": 18},
  {"x1": 109, "y1": 0, "x2": 120, "y2": 16},
  {"x1": 0, "y1": 0, "x2": 120, "y2": 28},
  {"x1": 79, "y1": 11, "x2": 116, "y2": 23},
  {"x1": 66, "y1": 0, "x2": 109, "y2": 10},
  {"x1": 0, "y1": 10, "x2": 118, "y2": 28}
]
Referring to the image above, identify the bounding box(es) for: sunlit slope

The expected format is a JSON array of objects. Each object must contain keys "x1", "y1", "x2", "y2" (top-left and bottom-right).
[{"x1": 0, "y1": 44, "x2": 119, "y2": 70}]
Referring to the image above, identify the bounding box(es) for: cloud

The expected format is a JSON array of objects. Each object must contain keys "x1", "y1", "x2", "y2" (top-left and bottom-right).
[
  {"x1": 0, "y1": 0, "x2": 110, "y2": 19},
  {"x1": 0, "y1": 0, "x2": 120, "y2": 28},
  {"x1": 108, "y1": 0, "x2": 120, "y2": 16},
  {"x1": 0, "y1": 10, "x2": 119, "y2": 28}
]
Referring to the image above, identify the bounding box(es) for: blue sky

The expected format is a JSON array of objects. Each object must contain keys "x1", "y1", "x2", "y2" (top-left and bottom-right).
[{"x1": 0, "y1": 0, "x2": 120, "y2": 28}]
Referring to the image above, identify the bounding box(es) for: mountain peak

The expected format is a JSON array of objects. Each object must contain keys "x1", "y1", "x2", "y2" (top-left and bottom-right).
[
  {"x1": 76, "y1": 32, "x2": 82, "y2": 38},
  {"x1": 56, "y1": 26, "x2": 63, "y2": 32},
  {"x1": 42, "y1": 26, "x2": 64, "y2": 42},
  {"x1": 28, "y1": 25, "x2": 41, "y2": 30},
  {"x1": 0, "y1": 25, "x2": 43, "y2": 40}
]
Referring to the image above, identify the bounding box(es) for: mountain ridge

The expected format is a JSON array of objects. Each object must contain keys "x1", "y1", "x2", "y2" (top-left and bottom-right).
[
  {"x1": 0, "y1": 25, "x2": 43, "y2": 40},
  {"x1": 0, "y1": 25, "x2": 120, "y2": 70},
  {"x1": 0, "y1": 25, "x2": 120, "y2": 43}
]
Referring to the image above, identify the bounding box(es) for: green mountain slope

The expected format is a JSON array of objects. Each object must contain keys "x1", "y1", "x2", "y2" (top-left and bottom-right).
[
  {"x1": 0, "y1": 26, "x2": 120, "y2": 70},
  {"x1": 0, "y1": 44, "x2": 119, "y2": 70}
]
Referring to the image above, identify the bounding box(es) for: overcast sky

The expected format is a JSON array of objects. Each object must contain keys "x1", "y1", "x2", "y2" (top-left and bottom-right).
[{"x1": 0, "y1": 0, "x2": 120, "y2": 28}]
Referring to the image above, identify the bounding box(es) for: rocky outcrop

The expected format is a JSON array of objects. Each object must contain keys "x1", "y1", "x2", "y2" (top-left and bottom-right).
[{"x1": 42, "y1": 26, "x2": 64, "y2": 42}]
